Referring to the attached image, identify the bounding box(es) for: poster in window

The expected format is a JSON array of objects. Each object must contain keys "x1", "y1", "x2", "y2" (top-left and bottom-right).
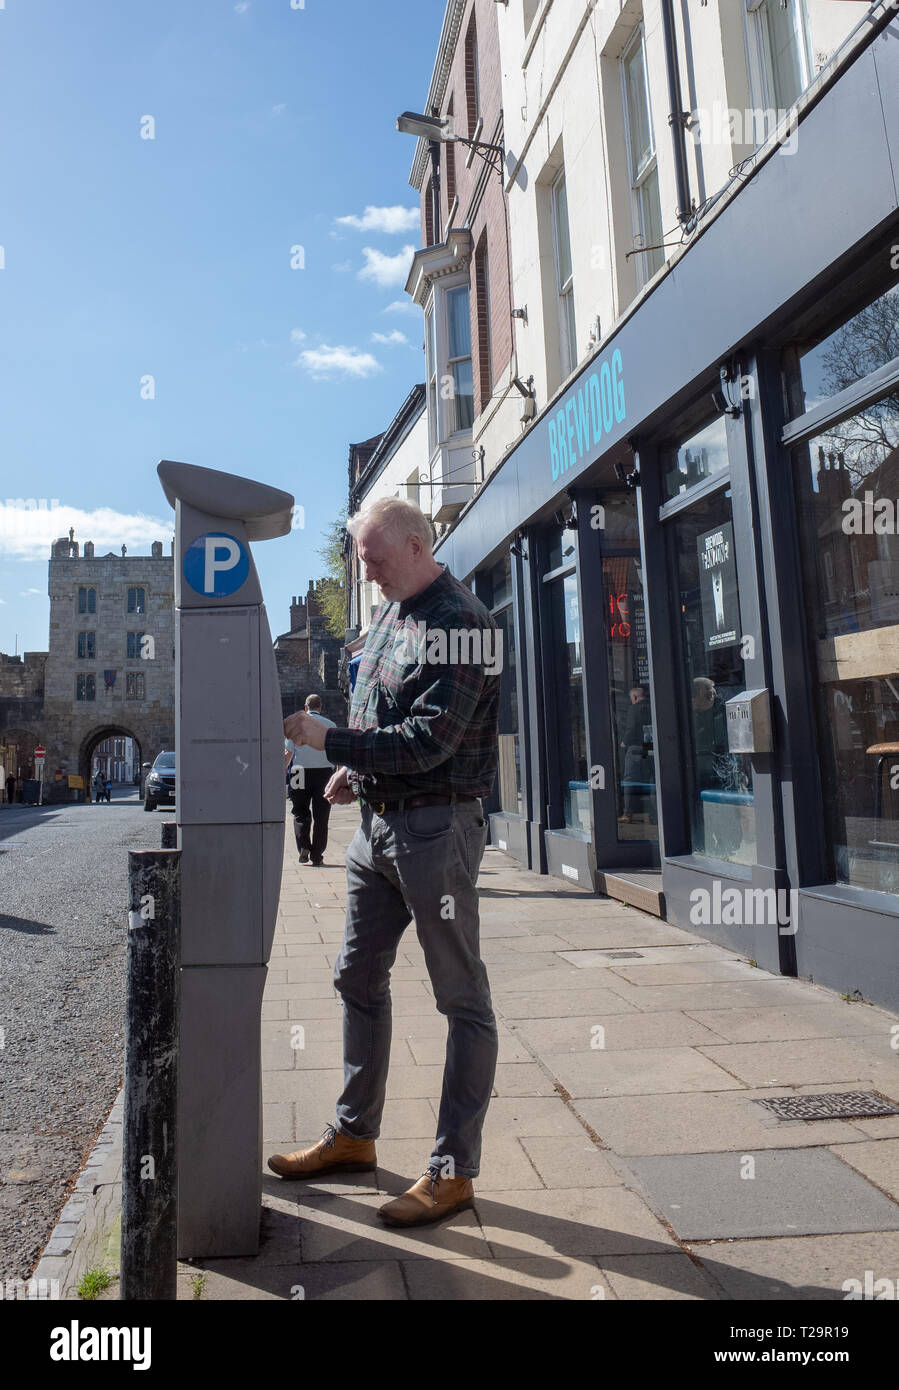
[{"x1": 697, "y1": 522, "x2": 740, "y2": 651}]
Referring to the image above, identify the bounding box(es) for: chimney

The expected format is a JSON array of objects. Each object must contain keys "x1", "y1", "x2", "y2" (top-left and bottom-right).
[
  {"x1": 151, "y1": 540, "x2": 163, "y2": 558},
  {"x1": 84, "y1": 541, "x2": 95, "y2": 558},
  {"x1": 290, "y1": 594, "x2": 307, "y2": 632},
  {"x1": 306, "y1": 580, "x2": 321, "y2": 620}
]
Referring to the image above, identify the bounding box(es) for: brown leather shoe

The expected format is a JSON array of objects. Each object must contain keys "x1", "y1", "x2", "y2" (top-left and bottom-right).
[
  {"x1": 377, "y1": 1167, "x2": 474, "y2": 1226},
  {"x1": 267, "y1": 1123, "x2": 376, "y2": 1179}
]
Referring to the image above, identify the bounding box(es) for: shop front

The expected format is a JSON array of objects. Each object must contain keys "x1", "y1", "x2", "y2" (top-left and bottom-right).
[{"x1": 436, "y1": 16, "x2": 899, "y2": 1009}]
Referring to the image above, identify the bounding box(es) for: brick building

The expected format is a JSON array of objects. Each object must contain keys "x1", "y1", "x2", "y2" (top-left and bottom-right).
[
  {"x1": 403, "y1": 0, "x2": 521, "y2": 526},
  {"x1": 274, "y1": 581, "x2": 346, "y2": 724}
]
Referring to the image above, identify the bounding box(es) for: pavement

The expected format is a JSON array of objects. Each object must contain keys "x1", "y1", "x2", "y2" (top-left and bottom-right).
[{"x1": 46, "y1": 801, "x2": 899, "y2": 1301}]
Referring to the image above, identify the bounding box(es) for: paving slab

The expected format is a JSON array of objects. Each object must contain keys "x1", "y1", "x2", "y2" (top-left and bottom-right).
[
  {"x1": 540, "y1": 1044, "x2": 743, "y2": 1099},
  {"x1": 683, "y1": 1231, "x2": 899, "y2": 1300},
  {"x1": 598, "y1": 1250, "x2": 724, "y2": 1301},
  {"x1": 480, "y1": 1097, "x2": 589, "y2": 1138},
  {"x1": 695, "y1": 1036, "x2": 899, "y2": 1088},
  {"x1": 575, "y1": 1089, "x2": 873, "y2": 1155},
  {"x1": 828, "y1": 1139, "x2": 899, "y2": 1201},
  {"x1": 475, "y1": 1187, "x2": 678, "y2": 1260},
  {"x1": 558, "y1": 944, "x2": 736, "y2": 969},
  {"x1": 492, "y1": 1063, "x2": 559, "y2": 1097},
  {"x1": 683, "y1": 1003, "x2": 892, "y2": 1043},
  {"x1": 294, "y1": 1193, "x2": 490, "y2": 1263},
  {"x1": 519, "y1": 1137, "x2": 623, "y2": 1189},
  {"x1": 189, "y1": 1258, "x2": 408, "y2": 1300},
  {"x1": 401, "y1": 1254, "x2": 611, "y2": 1300},
  {"x1": 508, "y1": 1010, "x2": 726, "y2": 1054},
  {"x1": 495, "y1": 987, "x2": 640, "y2": 1018},
  {"x1": 625, "y1": 1148, "x2": 899, "y2": 1240}
]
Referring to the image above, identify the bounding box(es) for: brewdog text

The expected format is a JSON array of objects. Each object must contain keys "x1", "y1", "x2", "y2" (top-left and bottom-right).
[{"x1": 548, "y1": 347, "x2": 626, "y2": 483}]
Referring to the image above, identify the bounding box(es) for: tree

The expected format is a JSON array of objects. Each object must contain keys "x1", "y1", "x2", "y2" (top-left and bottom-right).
[{"x1": 315, "y1": 508, "x2": 348, "y2": 640}]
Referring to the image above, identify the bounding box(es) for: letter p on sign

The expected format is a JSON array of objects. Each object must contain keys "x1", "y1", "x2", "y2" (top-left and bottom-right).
[{"x1": 205, "y1": 536, "x2": 240, "y2": 592}]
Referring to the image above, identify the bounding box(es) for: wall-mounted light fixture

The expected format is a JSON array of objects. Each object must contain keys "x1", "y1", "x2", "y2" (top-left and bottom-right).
[
  {"x1": 511, "y1": 306, "x2": 528, "y2": 324},
  {"x1": 711, "y1": 361, "x2": 742, "y2": 419},
  {"x1": 396, "y1": 111, "x2": 505, "y2": 180}
]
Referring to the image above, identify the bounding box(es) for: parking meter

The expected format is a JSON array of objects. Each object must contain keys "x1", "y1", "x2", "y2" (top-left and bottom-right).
[{"x1": 157, "y1": 459, "x2": 293, "y2": 1257}]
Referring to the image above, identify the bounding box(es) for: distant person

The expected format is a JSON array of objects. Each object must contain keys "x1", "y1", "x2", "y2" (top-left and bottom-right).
[
  {"x1": 94, "y1": 771, "x2": 107, "y2": 803},
  {"x1": 6, "y1": 773, "x2": 17, "y2": 805},
  {"x1": 619, "y1": 684, "x2": 653, "y2": 822},
  {"x1": 285, "y1": 694, "x2": 335, "y2": 866}
]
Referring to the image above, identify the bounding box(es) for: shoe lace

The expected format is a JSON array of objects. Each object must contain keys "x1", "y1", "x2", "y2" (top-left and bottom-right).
[
  {"x1": 420, "y1": 1163, "x2": 442, "y2": 1198},
  {"x1": 320, "y1": 1123, "x2": 338, "y2": 1150}
]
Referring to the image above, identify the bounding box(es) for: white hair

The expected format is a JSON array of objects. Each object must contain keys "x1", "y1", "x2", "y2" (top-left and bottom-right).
[{"x1": 346, "y1": 496, "x2": 434, "y2": 551}]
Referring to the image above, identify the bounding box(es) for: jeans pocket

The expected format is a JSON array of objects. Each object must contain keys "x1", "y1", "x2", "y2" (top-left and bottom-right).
[{"x1": 402, "y1": 803, "x2": 454, "y2": 839}]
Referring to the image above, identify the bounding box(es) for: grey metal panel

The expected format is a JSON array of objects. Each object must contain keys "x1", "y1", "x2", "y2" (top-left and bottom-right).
[
  {"x1": 488, "y1": 812, "x2": 528, "y2": 866},
  {"x1": 259, "y1": 603, "x2": 286, "y2": 824},
  {"x1": 440, "y1": 44, "x2": 897, "y2": 581},
  {"x1": 872, "y1": 20, "x2": 899, "y2": 206},
  {"x1": 179, "y1": 823, "x2": 262, "y2": 966},
  {"x1": 662, "y1": 859, "x2": 781, "y2": 974},
  {"x1": 544, "y1": 831, "x2": 595, "y2": 891},
  {"x1": 178, "y1": 607, "x2": 262, "y2": 825},
  {"x1": 177, "y1": 965, "x2": 266, "y2": 1258},
  {"x1": 794, "y1": 891, "x2": 899, "y2": 1014},
  {"x1": 262, "y1": 818, "x2": 286, "y2": 961}
]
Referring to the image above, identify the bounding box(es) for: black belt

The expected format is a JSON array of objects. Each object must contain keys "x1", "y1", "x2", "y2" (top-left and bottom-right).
[{"x1": 360, "y1": 792, "x2": 479, "y2": 815}]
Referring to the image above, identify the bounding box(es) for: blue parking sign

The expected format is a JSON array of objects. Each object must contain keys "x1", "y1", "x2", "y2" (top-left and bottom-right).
[{"x1": 183, "y1": 531, "x2": 250, "y2": 597}]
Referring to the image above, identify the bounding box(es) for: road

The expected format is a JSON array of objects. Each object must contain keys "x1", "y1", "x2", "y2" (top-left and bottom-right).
[{"x1": 0, "y1": 787, "x2": 165, "y2": 1281}]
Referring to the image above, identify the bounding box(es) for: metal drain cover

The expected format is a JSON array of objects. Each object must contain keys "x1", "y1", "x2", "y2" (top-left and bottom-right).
[
  {"x1": 756, "y1": 1091, "x2": 899, "y2": 1122},
  {"x1": 606, "y1": 950, "x2": 644, "y2": 959}
]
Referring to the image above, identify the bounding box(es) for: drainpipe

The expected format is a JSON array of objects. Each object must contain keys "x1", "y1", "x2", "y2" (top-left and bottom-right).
[{"x1": 660, "y1": 0, "x2": 693, "y2": 229}]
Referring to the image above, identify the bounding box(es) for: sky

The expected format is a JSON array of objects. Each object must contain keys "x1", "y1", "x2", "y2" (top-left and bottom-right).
[{"x1": 0, "y1": 0, "x2": 443, "y2": 653}]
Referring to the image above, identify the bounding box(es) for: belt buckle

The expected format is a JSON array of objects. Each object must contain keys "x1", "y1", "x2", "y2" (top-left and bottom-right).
[{"x1": 373, "y1": 799, "x2": 386, "y2": 815}]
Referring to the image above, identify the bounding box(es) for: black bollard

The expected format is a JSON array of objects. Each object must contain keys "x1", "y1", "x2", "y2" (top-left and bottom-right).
[{"x1": 121, "y1": 848, "x2": 181, "y2": 1300}]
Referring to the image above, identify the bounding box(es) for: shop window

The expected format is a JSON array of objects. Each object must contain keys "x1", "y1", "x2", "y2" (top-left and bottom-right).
[
  {"x1": 78, "y1": 586, "x2": 96, "y2": 614},
  {"x1": 668, "y1": 477, "x2": 757, "y2": 866},
  {"x1": 663, "y1": 414, "x2": 730, "y2": 502},
  {"x1": 544, "y1": 525, "x2": 589, "y2": 833},
  {"x1": 784, "y1": 282, "x2": 899, "y2": 421},
  {"x1": 791, "y1": 376, "x2": 899, "y2": 893},
  {"x1": 485, "y1": 556, "x2": 521, "y2": 817},
  {"x1": 77, "y1": 631, "x2": 96, "y2": 659},
  {"x1": 76, "y1": 673, "x2": 96, "y2": 701},
  {"x1": 621, "y1": 24, "x2": 664, "y2": 286},
  {"x1": 551, "y1": 169, "x2": 577, "y2": 379},
  {"x1": 601, "y1": 494, "x2": 658, "y2": 842}
]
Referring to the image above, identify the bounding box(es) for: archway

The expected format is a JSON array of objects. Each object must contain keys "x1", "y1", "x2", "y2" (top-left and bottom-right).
[{"x1": 78, "y1": 725, "x2": 144, "y2": 803}]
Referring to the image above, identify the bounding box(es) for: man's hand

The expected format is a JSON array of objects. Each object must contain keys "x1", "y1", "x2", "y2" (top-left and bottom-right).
[
  {"x1": 324, "y1": 765, "x2": 356, "y2": 805},
  {"x1": 283, "y1": 711, "x2": 328, "y2": 751}
]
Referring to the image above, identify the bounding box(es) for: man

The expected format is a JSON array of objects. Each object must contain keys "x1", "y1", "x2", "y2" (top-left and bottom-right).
[
  {"x1": 285, "y1": 693, "x2": 336, "y2": 866},
  {"x1": 268, "y1": 496, "x2": 500, "y2": 1227},
  {"x1": 618, "y1": 684, "x2": 653, "y2": 823}
]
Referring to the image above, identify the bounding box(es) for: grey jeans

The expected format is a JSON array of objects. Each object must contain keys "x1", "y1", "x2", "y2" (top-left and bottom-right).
[{"x1": 333, "y1": 798, "x2": 497, "y2": 1179}]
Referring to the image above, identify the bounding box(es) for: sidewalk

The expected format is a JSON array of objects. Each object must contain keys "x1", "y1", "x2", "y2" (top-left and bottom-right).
[{"x1": 164, "y1": 803, "x2": 899, "y2": 1301}]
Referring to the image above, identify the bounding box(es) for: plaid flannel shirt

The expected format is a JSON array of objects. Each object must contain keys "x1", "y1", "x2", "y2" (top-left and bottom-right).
[{"x1": 325, "y1": 563, "x2": 500, "y2": 802}]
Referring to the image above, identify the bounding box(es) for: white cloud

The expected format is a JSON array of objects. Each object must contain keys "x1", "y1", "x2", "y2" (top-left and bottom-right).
[
  {"x1": 358, "y1": 244, "x2": 415, "y2": 289},
  {"x1": 371, "y1": 330, "x2": 409, "y2": 346},
  {"x1": 383, "y1": 299, "x2": 418, "y2": 316},
  {"x1": 336, "y1": 206, "x2": 419, "y2": 235},
  {"x1": 271, "y1": 103, "x2": 286, "y2": 117},
  {"x1": 234, "y1": 2, "x2": 251, "y2": 13},
  {"x1": 0, "y1": 502, "x2": 172, "y2": 563},
  {"x1": 289, "y1": 328, "x2": 307, "y2": 343},
  {"x1": 331, "y1": 260, "x2": 353, "y2": 273},
  {"x1": 294, "y1": 345, "x2": 383, "y2": 381},
  {"x1": 20, "y1": 588, "x2": 42, "y2": 597}
]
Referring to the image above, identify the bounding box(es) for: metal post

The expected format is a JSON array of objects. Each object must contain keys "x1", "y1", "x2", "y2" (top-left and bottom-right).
[
  {"x1": 161, "y1": 822, "x2": 177, "y2": 849},
  {"x1": 121, "y1": 848, "x2": 181, "y2": 1300}
]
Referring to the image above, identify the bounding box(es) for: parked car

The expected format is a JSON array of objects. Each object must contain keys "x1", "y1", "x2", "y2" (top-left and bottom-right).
[{"x1": 144, "y1": 751, "x2": 176, "y2": 811}]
